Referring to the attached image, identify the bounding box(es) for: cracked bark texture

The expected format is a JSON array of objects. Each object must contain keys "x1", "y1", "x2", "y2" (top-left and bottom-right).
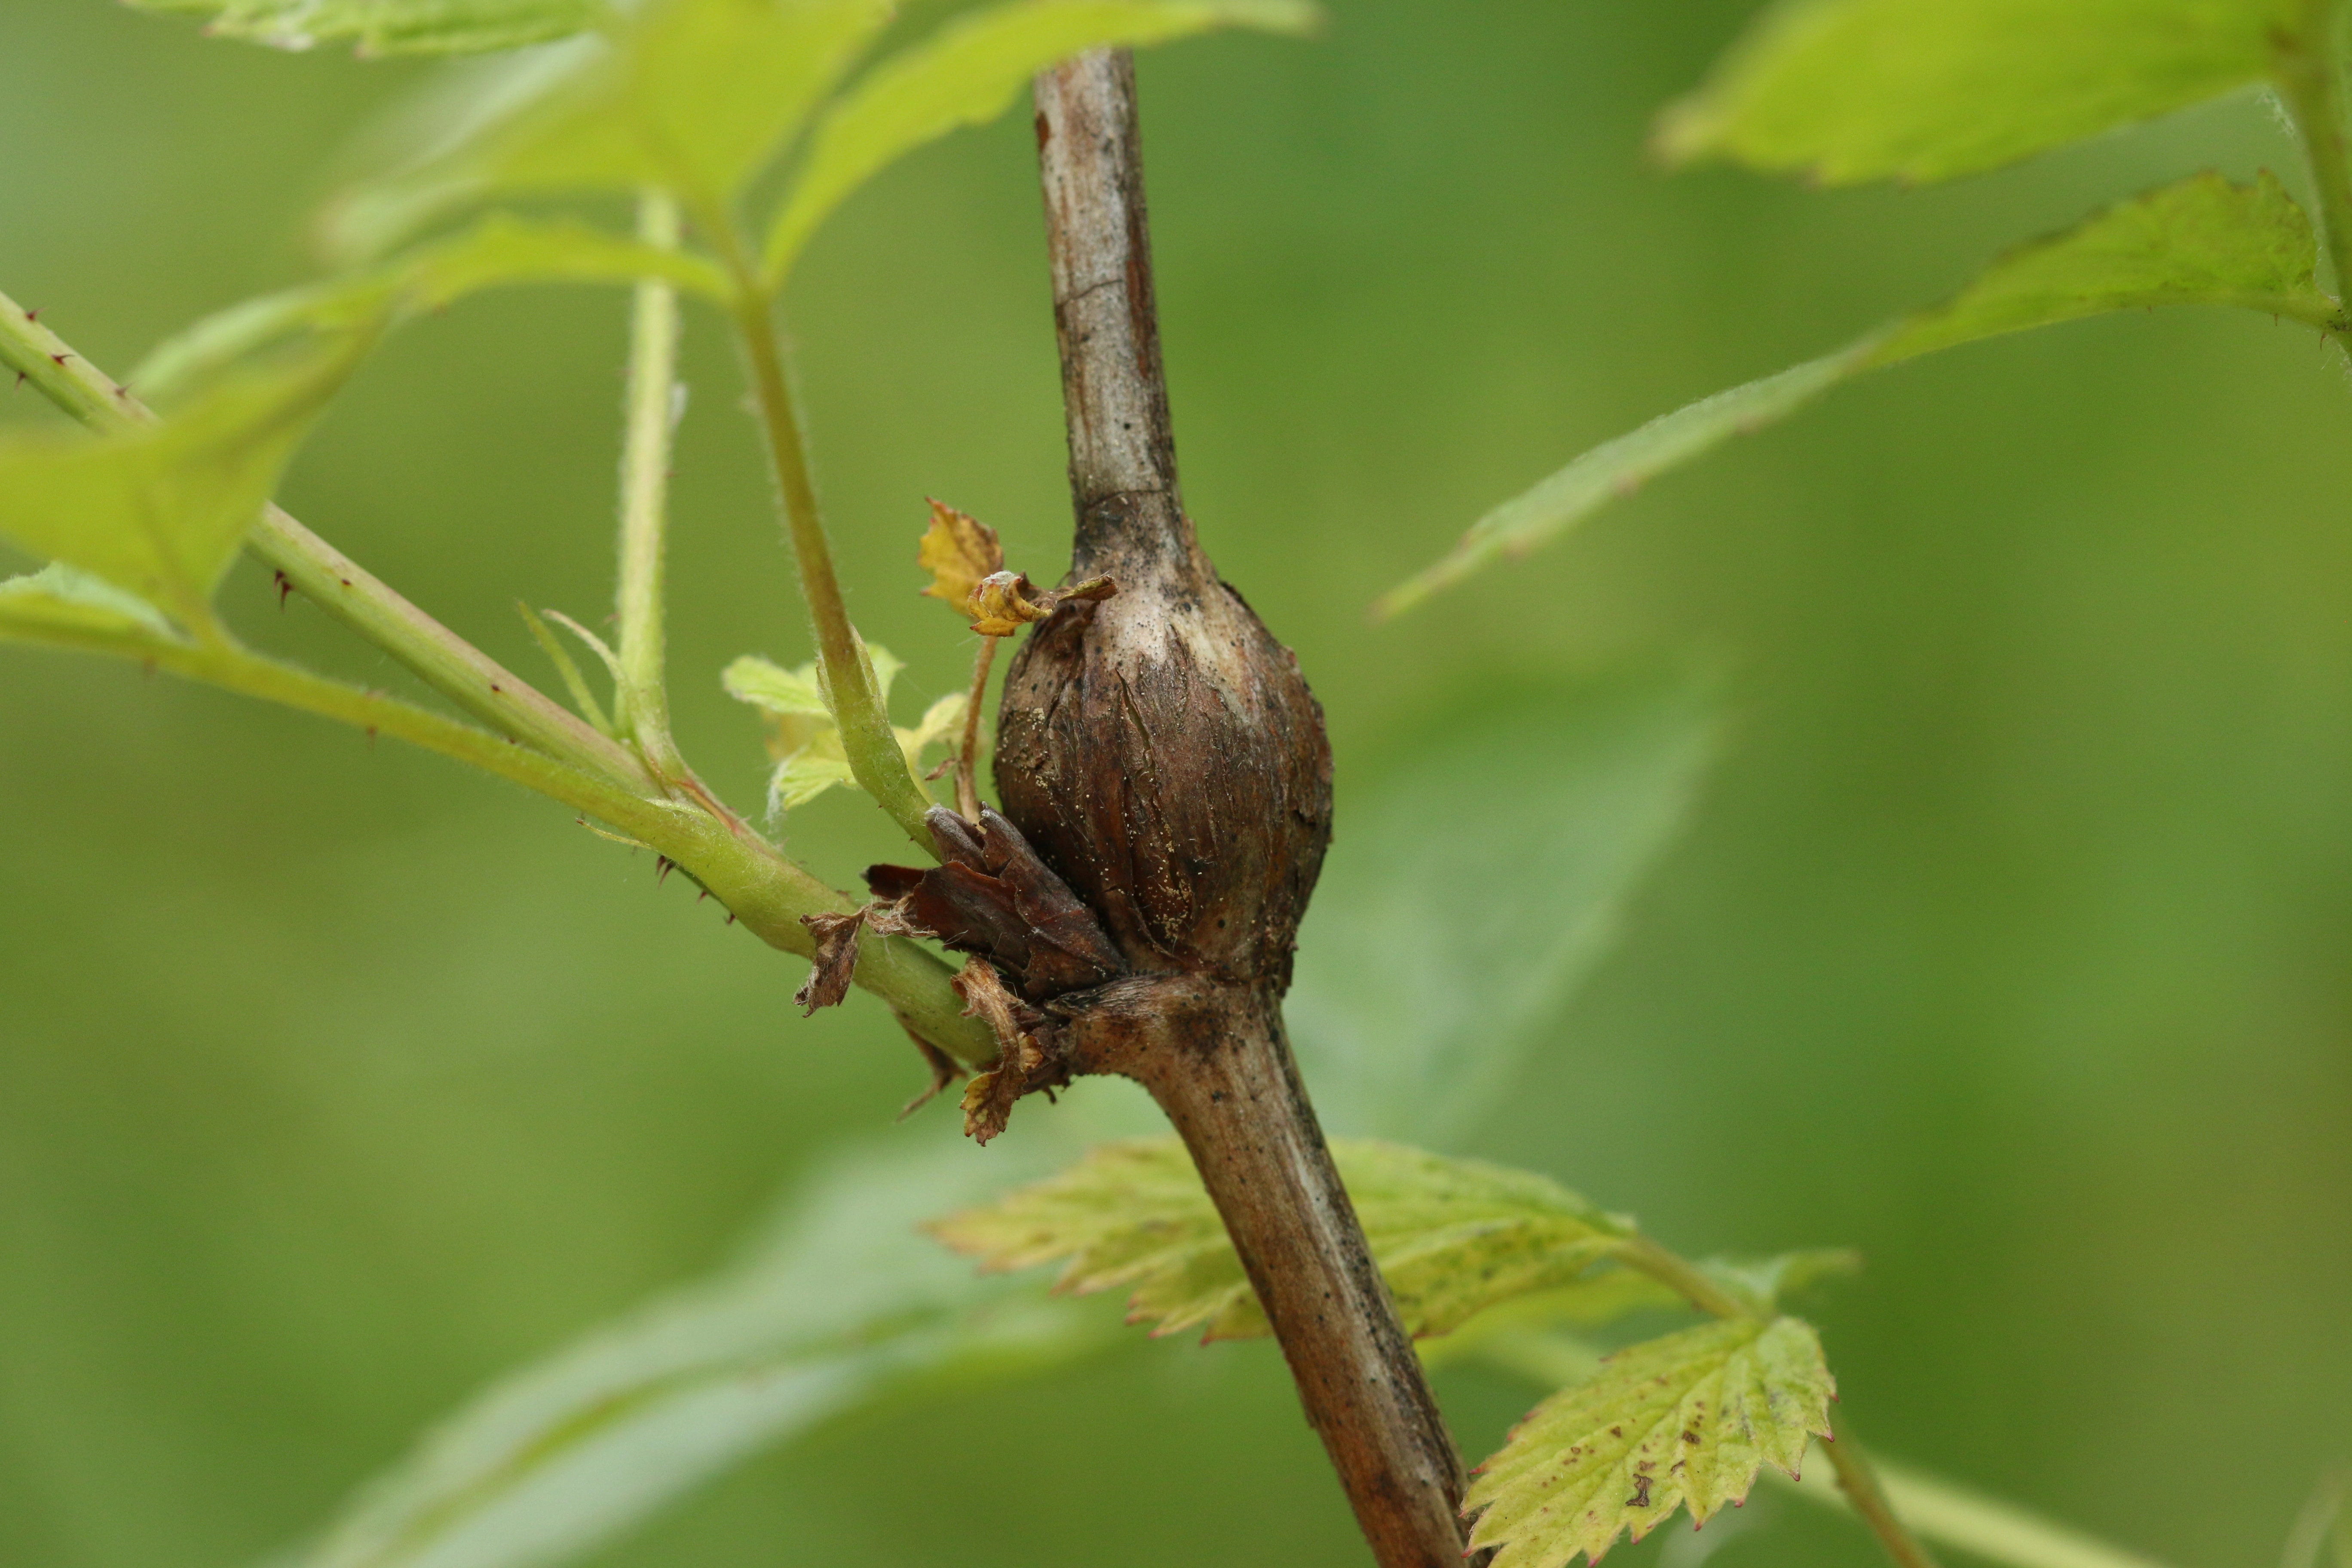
[{"x1": 995, "y1": 49, "x2": 1475, "y2": 1568}]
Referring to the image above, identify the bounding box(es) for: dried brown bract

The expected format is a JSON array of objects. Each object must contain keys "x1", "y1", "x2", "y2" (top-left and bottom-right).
[
  {"x1": 793, "y1": 909, "x2": 865, "y2": 1015},
  {"x1": 866, "y1": 805, "x2": 1125, "y2": 1002},
  {"x1": 897, "y1": 1027, "x2": 969, "y2": 1121},
  {"x1": 950, "y1": 956, "x2": 1073, "y2": 1144}
]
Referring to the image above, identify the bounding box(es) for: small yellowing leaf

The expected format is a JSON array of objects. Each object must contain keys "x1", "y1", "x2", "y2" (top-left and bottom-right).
[
  {"x1": 929, "y1": 1136, "x2": 1632, "y2": 1340},
  {"x1": 896, "y1": 691, "x2": 969, "y2": 784},
  {"x1": 966, "y1": 570, "x2": 1036, "y2": 636},
  {"x1": 917, "y1": 499, "x2": 1003, "y2": 614},
  {"x1": 724, "y1": 646, "x2": 950, "y2": 813},
  {"x1": 969, "y1": 570, "x2": 1117, "y2": 637},
  {"x1": 1466, "y1": 1317, "x2": 1836, "y2": 1568}
]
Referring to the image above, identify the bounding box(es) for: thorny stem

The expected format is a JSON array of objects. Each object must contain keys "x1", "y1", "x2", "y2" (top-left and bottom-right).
[
  {"x1": 0, "y1": 285, "x2": 659, "y2": 795},
  {"x1": 615, "y1": 190, "x2": 689, "y2": 781},
  {"x1": 1615, "y1": 1234, "x2": 1943, "y2": 1568},
  {"x1": 955, "y1": 634, "x2": 997, "y2": 821},
  {"x1": 0, "y1": 286, "x2": 994, "y2": 1064},
  {"x1": 706, "y1": 220, "x2": 938, "y2": 856},
  {"x1": 2281, "y1": 0, "x2": 2352, "y2": 300}
]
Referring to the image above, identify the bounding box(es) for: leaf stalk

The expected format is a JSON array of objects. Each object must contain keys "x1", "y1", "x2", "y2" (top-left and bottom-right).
[
  {"x1": 2280, "y1": 0, "x2": 2352, "y2": 302},
  {"x1": 0, "y1": 285, "x2": 662, "y2": 793},
  {"x1": 954, "y1": 633, "x2": 996, "y2": 821},
  {"x1": 0, "y1": 285, "x2": 992, "y2": 1062},
  {"x1": 614, "y1": 189, "x2": 690, "y2": 780},
  {"x1": 706, "y1": 223, "x2": 940, "y2": 855}
]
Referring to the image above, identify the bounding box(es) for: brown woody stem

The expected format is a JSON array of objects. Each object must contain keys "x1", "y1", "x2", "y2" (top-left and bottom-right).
[
  {"x1": 1071, "y1": 979, "x2": 1474, "y2": 1568},
  {"x1": 1032, "y1": 50, "x2": 1473, "y2": 1568}
]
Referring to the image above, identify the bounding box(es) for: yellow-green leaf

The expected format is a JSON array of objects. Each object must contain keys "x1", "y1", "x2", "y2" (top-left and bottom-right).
[
  {"x1": 721, "y1": 652, "x2": 832, "y2": 718},
  {"x1": 1657, "y1": 0, "x2": 2293, "y2": 186},
  {"x1": 320, "y1": 36, "x2": 611, "y2": 262},
  {"x1": 771, "y1": 745, "x2": 858, "y2": 810},
  {"x1": 127, "y1": 0, "x2": 611, "y2": 55},
  {"x1": 273, "y1": 1138, "x2": 1114, "y2": 1568},
  {"x1": 0, "y1": 338, "x2": 362, "y2": 626},
  {"x1": 1874, "y1": 169, "x2": 2334, "y2": 360},
  {"x1": 929, "y1": 1136, "x2": 1631, "y2": 1341},
  {"x1": 1465, "y1": 1317, "x2": 1836, "y2": 1568},
  {"x1": 135, "y1": 214, "x2": 728, "y2": 401},
  {"x1": 459, "y1": 0, "x2": 892, "y2": 205},
  {"x1": 916, "y1": 499, "x2": 1004, "y2": 616},
  {"x1": 1378, "y1": 172, "x2": 2339, "y2": 617},
  {"x1": 761, "y1": 0, "x2": 1320, "y2": 281},
  {"x1": 724, "y1": 646, "x2": 938, "y2": 813},
  {"x1": 0, "y1": 564, "x2": 180, "y2": 651},
  {"x1": 896, "y1": 690, "x2": 969, "y2": 779}
]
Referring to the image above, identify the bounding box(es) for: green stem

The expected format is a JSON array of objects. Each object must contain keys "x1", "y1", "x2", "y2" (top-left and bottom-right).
[
  {"x1": 0, "y1": 286, "x2": 659, "y2": 794},
  {"x1": 1776, "y1": 1452, "x2": 2177, "y2": 1568},
  {"x1": 13, "y1": 617, "x2": 991, "y2": 1061},
  {"x1": 2281, "y1": 0, "x2": 2352, "y2": 300},
  {"x1": 1615, "y1": 1234, "x2": 1943, "y2": 1568},
  {"x1": 1822, "y1": 1412, "x2": 1946, "y2": 1568},
  {"x1": 1616, "y1": 1235, "x2": 1754, "y2": 1319},
  {"x1": 0, "y1": 285, "x2": 991, "y2": 1063},
  {"x1": 615, "y1": 191, "x2": 689, "y2": 778},
  {"x1": 705, "y1": 225, "x2": 938, "y2": 855}
]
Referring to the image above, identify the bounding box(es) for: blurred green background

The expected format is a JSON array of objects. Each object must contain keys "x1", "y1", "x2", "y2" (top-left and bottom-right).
[{"x1": 5, "y1": 2, "x2": 2351, "y2": 1565}]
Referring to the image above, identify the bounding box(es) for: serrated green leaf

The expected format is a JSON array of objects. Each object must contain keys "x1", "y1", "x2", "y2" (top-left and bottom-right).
[
  {"x1": 930, "y1": 1136, "x2": 1632, "y2": 1341},
  {"x1": 0, "y1": 337, "x2": 364, "y2": 627},
  {"x1": 382, "y1": 0, "x2": 893, "y2": 212},
  {"x1": 721, "y1": 652, "x2": 831, "y2": 717},
  {"x1": 895, "y1": 689, "x2": 968, "y2": 785},
  {"x1": 127, "y1": 0, "x2": 611, "y2": 55},
  {"x1": 135, "y1": 214, "x2": 727, "y2": 401},
  {"x1": 0, "y1": 564, "x2": 181, "y2": 650},
  {"x1": 1658, "y1": 0, "x2": 2293, "y2": 186},
  {"x1": 322, "y1": 37, "x2": 611, "y2": 261},
  {"x1": 1286, "y1": 675, "x2": 1713, "y2": 1144},
  {"x1": 404, "y1": 212, "x2": 731, "y2": 304},
  {"x1": 1417, "y1": 1274, "x2": 1687, "y2": 1374},
  {"x1": 1374, "y1": 344, "x2": 1872, "y2": 617},
  {"x1": 1475, "y1": 1327, "x2": 2191, "y2": 1568},
  {"x1": 770, "y1": 748, "x2": 857, "y2": 809},
  {"x1": 1379, "y1": 172, "x2": 2340, "y2": 616},
  {"x1": 1466, "y1": 1317, "x2": 1836, "y2": 1568},
  {"x1": 1874, "y1": 170, "x2": 2334, "y2": 359},
  {"x1": 272, "y1": 1136, "x2": 1114, "y2": 1568},
  {"x1": 132, "y1": 281, "x2": 401, "y2": 407},
  {"x1": 724, "y1": 646, "x2": 943, "y2": 813},
  {"x1": 760, "y1": 0, "x2": 1320, "y2": 282}
]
